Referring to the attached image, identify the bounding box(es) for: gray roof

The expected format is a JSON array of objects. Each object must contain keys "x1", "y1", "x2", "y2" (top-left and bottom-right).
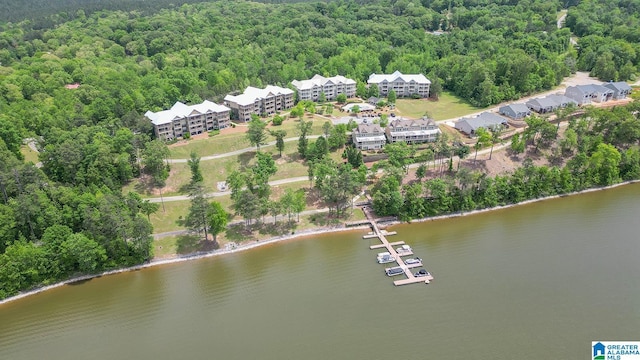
[
  {"x1": 388, "y1": 118, "x2": 436, "y2": 130},
  {"x1": 355, "y1": 123, "x2": 384, "y2": 134},
  {"x1": 604, "y1": 82, "x2": 632, "y2": 92},
  {"x1": 526, "y1": 97, "x2": 558, "y2": 109},
  {"x1": 546, "y1": 94, "x2": 578, "y2": 106},
  {"x1": 500, "y1": 103, "x2": 530, "y2": 113},
  {"x1": 569, "y1": 84, "x2": 613, "y2": 96},
  {"x1": 455, "y1": 112, "x2": 507, "y2": 134}
]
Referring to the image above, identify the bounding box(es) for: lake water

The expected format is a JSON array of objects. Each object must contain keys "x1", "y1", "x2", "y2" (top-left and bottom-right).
[{"x1": 1, "y1": 184, "x2": 639, "y2": 360}]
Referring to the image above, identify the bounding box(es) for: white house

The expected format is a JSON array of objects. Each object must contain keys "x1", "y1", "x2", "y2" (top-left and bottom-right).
[
  {"x1": 385, "y1": 118, "x2": 440, "y2": 144},
  {"x1": 224, "y1": 85, "x2": 294, "y2": 122},
  {"x1": 291, "y1": 74, "x2": 356, "y2": 101},
  {"x1": 367, "y1": 71, "x2": 430, "y2": 98},
  {"x1": 352, "y1": 123, "x2": 387, "y2": 150},
  {"x1": 145, "y1": 100, "x2": 230, "y2": 141}
]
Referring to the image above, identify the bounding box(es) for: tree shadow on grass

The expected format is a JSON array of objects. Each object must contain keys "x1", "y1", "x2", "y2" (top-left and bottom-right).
[
  {"x1": 176, "y1": 234, "x2": 202, "y2": 255},
  {"x1": 225, "y1": 223, "x2": 256, "y2": 242},
  {"x1": 133, "y1": 175, "x2": 156, "y2": 195},
  {"x1": 237, "y1": 151, "x2": 255, "y2": 169},
  {"x1": 309, "y1": 212, "x2": 347, "y2": 227},
  {"x1": 258, "y1": 221, "x2": 294, "y2": 236}
]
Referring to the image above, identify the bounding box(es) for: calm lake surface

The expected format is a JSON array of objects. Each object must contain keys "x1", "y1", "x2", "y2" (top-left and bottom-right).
[{"x1": 1, "y1": 184, "x2": 639, "y2": 360}]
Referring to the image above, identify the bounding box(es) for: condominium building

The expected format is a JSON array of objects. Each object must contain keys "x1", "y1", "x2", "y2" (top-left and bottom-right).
[
  {"x1": 385, "y1": 118, "x2": 440, "y2": 144},
  {"x1": 291, "y1": 74, "x2": 356, "y2": 101},
  {"x1": 367, "y1": 71, "x2": 431, "y2": 98},
  {"x1": 224, "y1": 85, "x2": 294, "y2": 122},
  {"x1": 145, "y1": 100, "x2": 231, "y2": 141},
  {"x1": 352, "y1": 123, "x2": 386, "y2": 150}
]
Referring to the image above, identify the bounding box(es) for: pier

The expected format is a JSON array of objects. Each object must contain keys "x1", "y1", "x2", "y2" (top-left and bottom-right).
[{"x1": 361, "y1": 207, "x2": 434, "y2": 286}]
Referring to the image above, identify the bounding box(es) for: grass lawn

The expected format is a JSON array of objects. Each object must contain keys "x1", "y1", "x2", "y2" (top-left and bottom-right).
[
  {"x1": 395, "y1": 92, "x2": 485, "y2": 120},
  {"x1": 20, "y1": 145, "x2": 39, "y2": 164},
  {"x1": 169, "y1": 131, "x2": 251, "y2": 159},
  {"x1": 152, "y1": 208, "x2": 367, "y2": 259},
  {"x1": 168, "y1": 115, "x2": 328, "y2": 159},
  {"x1": 149, "y1": 200, "x2": 190, "y2": 234}
]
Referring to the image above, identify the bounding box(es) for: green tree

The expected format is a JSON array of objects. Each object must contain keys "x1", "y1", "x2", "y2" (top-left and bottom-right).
[
  {"x1": 474, "y1": 127, "x2": 491, "y2": 162},
  {"x1": 59, "y1": 233, "x2": 107, "y2": 273},
  {"x1": 368, "y1": 84, "x2": 379, "y2": 98},
  {"x1": 183, "y1": 183, "x2": 210, "y2": 241},
  {"x1": 247, "y1": 116, "x2": 267, "y2": 150},
  {"x1": 372, "y1": 175, "x2": 403, "y2": 216},
  {"x1": 588, "y1": 143, "x2": 621, "y2": 186},
  {"x1": 336, "y1": 93, "x2": 347, "y2": 103},
  {"x1": 188, "y1": 151, "x2": 203, "y2": 184},
  {"x1": 140, "y1": 200, "x2": 160, "y2": 222},
  {"x1": 387, "y1": 89, "x2": 397, "y2": 103},
  {"x1": 322, "y1": 121, "x2": 332, "y2": 138},
  {"x1": 269, "y1": 129, "x2": 287, "y2": 157},
  {"x1": 297, "y1": 118, "x2": 313, "y2": 159},
  {"x1": 488, "y1": 125, "x2": 504, "y2": 160},
  {"x1": 207, "y1": 201, "x2": 228, "y2": 246}
]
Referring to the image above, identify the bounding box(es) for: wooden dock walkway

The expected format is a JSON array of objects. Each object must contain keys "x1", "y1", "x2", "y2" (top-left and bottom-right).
[{"x1": 361, "y1": 208, "x2": 433, "y2": 286}]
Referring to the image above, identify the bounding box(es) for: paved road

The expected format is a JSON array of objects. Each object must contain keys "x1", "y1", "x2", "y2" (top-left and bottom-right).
[
  {"x1": 147, "y1": 176, "x2": 310, "y2": 203},
  {"x1": 168, "y1": 135, "x2": 321, "y2": 163}
]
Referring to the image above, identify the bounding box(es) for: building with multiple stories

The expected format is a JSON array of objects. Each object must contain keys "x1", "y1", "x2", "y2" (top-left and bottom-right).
[
  {"x1": 224, "y1": 85, "x2": 294, "y2": 122},
  {"x1": 367, "y1": 71, "x2": 431, "y2": 98},
  {"x1": 352, "y1": 123, "x2": 387, "y2": 150},
  {"x1": 564, "y1": 84, "x2": 614, "y2": 105},
  {"x1": 145, "y1": 100, "x2": 230, "y2": 141},
  {"x1": 385, "y1": 118, "x2": 440, "y2": 144},
  {"x1": 291, "y1": 74, "x2": 356, "y2": 101}
]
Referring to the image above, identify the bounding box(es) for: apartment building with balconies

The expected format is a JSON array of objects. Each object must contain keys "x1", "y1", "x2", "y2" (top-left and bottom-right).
[
  {"x1": 224, "y1": 85, "x2": 294, "y2": 122},
  {"x1": 145, "y1": 100, "x2": 231, "y2": 141},
  {"x1": 291, "y1": 74, "x2": 356, "y2": 101}
]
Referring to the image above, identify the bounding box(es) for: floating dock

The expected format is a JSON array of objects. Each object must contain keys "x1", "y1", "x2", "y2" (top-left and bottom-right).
[{"x1": 361, "y1": 208, "x2": 434, "y2": 286}]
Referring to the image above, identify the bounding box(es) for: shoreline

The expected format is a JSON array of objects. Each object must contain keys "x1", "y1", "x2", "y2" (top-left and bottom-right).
[{"x1": 2, "y1": 179, "x2": 639, "y2": 306}]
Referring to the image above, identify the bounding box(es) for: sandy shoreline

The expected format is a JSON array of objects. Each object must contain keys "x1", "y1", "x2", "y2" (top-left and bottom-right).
[{"x1": 2, "y1": 179, "x2": 639, "y2": 306}]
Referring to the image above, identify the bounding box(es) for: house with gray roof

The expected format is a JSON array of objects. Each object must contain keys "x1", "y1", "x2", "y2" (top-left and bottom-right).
[
  {"x1": 565, "y1": 84, "x2": 613, "y2": 105},
  {"x1": 546, "y1": 94, "x2": 578, "y2": 108},
  {"x1": 499, "y1": 103, "x2": 531, "y2": 119},
  {"x1": 455, "y1": 112, "x2": 508, "y2": 136},
  {"x1": 367, "y1": 71, "x2": 431, "y2": 98},
  {"x1": 604, "y1": 82, "x2": 632, "y2": 99},
  {"x1": 145, "y1": 100, "x2": 230, "y2": 141},
  {"x1": 385, "y1": 118, "x2": 440, "y2": 144},
  {"x1": 526, "y1": 97, "x2": 559, "y2": 114},
  {"x1": 352, "y1": 123, "x2": 387, "y2": 150}
]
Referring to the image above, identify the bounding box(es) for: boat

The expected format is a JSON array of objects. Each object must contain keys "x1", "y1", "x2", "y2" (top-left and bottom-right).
[
  {"x1": 377, "y1": 254, "x2": 395, "y2": 264},
  {"x1": 404, "y1": 257, "x2": 422, "y2": 265},
  {"x1": 385, "y1": 267, "x2": 404, "y2": 276},
  {"x1": 396, "y1": 244, "x2": 412, "y2": 254},
  {"x1": 377, "y1": 251, "x2": 391, "y2": 258},
  {"x1": 414, "y1": 268, "x2": 431, "y2": 277}
]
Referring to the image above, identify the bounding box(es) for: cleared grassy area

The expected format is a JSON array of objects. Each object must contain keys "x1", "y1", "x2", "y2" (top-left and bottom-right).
[
  {"x1": 152, "y1": 208, "x2": 366, "y2": 260},
  {"x1": 395, "y1": 92, "x2": 485, "y2": 120},
  {"x1": 19, "y1": 145, "x2": 39, "y2": 164},
  {"x1": 149, "y1": 194, "x2": 235, "y2": 234},
  {"x1": 168, "y1": 115, "x2": 328, "y2": 159},
  {"x1": 129, "y1": 138, "x2": 342, "y2": 197},
  {"x1": 169, "y1": 131, "x2": 251, "y2": 159}
]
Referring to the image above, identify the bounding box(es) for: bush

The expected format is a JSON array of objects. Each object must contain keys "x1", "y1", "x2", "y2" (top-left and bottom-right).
[
  {"x1": 272, "y1": 115, "x2": 284, "y2": 126},
  {"x1": 209, "y1": 130, "x2": 220, "y2": 136}
]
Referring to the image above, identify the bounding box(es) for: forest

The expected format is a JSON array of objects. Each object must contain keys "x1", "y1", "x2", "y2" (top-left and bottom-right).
[{"x1": 1, "y1": 0, "x2": 639, "y2": 299}]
